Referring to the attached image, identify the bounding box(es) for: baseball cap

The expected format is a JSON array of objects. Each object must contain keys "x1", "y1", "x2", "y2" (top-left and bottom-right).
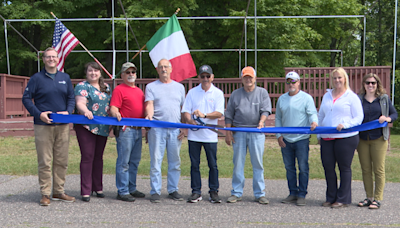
[
  {"x1": 121, "y1": 62, "x2": 137, "y2": 72},
  {"x1": 198, "y1": 65, "x2": 213, "y2": 75},
  {"x1": 241, "y1": 66, "x2": 256, "y2": 77},
  {"x1": 285, "y1": 71, "x2": 300, "y2": 80}
]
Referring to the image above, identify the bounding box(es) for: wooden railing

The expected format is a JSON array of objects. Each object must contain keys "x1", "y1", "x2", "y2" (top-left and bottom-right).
[
  {"x1": 0, "y1": 66, "x2": 392, "y2": 119},
  {"x1": 285, "y1": 66, "x2": 392, "y2": 111},
  {"x1": 0, "y1": 74, "x2": 30, "y2": 119}
]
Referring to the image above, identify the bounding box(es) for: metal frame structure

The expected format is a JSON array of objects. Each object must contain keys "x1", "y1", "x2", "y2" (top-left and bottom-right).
[{"x1": 3, "y1": 4, "x2": 366, "y2": 78}]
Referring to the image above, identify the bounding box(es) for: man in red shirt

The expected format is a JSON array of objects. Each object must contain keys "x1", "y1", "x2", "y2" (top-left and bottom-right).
[{"x1": 110, "y1": 62, "x2": 145, "y2": 202}]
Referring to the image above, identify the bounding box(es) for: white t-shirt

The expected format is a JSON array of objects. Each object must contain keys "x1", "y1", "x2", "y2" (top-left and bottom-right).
[{"x1": 182, "y1": 84, "x2": 224, "y2": 142}]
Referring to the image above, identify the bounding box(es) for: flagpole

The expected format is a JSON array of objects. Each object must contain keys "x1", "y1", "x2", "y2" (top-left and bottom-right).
[
  {"x1": 50, "y1": 12, "x2": 113, "y2": 79},
  {"x1": 131, "y1": 44, "x2": 146, "y2": 60},
  {"x1": 78, "y1": 42, "x2": 114, "y2": 79}
]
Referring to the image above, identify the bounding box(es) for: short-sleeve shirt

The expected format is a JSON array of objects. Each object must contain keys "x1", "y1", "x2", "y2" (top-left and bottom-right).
[
  {"x1": 110, "y1": 83, "x2": 145, "y2": 118},
  {"x1": 181, "y1": 84, "x2": 224, "y2": 142},
  {"x1": 74, "y1": 81, "x2": 111, "y2": 136},
  {"x1": 145, "y1": 80, "x2": 185, "y2": 123}
]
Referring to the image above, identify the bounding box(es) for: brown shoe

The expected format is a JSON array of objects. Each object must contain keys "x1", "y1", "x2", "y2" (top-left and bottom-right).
[
  {"x1": 40, "y1": 195, "x2": 50, "y2": 206},
  {"x1": 331, "y1": 202, "x2": 349, "y2": 208},
  {"x1": 322, "y1": 202, "x2": 332, "y2": 207},
  {"x1": 52, "y1": 193, "x2": 76, "y2": 203}
]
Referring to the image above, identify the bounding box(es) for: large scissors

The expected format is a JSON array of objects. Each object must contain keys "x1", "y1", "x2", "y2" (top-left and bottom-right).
[{"x1": 191, "y1": 115, "x2": 225, "y2": 136}]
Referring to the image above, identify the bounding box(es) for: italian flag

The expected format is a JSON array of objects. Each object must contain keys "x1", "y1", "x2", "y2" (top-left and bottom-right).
[{"x1": 146, "y1": 14, "x2": 197, "y2": 82}]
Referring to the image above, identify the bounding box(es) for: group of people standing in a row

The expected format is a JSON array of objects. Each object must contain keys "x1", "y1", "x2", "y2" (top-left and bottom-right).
[
  {"x1": 22, "y1": 47, "x2": 397, "y2": 209},
  {"x1": 276, "y1": 68, "x2": 397, "y2": 209}
]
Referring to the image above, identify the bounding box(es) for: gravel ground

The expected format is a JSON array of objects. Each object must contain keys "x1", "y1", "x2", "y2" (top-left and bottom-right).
[{"x1": 1, "y1": 174, "x2": 400, "y2": 228}]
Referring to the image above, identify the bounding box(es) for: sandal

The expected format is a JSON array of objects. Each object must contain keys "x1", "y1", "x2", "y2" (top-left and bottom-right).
[
  {"x1": 358, "y1": 198, "x2": 372, "y2": 207},
  {"x1": 369, "y1": 200, "x2": 381, "y2": 209}
]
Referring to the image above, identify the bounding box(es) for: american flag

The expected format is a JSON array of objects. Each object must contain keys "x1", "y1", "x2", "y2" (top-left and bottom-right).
[{"x1": 52, "y1": 18, "x2": 79, "y2": 72}]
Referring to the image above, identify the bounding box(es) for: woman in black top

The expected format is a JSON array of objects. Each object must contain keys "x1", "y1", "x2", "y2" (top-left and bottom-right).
[{"x1": 357, "y1": 73, "x2": 398, "y2": 209}]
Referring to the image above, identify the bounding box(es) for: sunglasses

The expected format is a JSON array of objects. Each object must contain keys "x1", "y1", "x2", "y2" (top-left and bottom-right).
[
  {"x1": 200, "y1": 75, "x2": 211, "y2": 79},
  {"x1": 365, "y1": 81, "x2": 377, "y2": 85},
  {"x1": 124, "y1": 71, "x2": 136, "y2": 74},
  {"x1": 286, "y1": 80, "x2": 298, "y2": 84}
]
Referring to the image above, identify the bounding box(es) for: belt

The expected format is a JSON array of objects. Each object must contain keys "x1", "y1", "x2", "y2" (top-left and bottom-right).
[{"x1": 126, "y1": 126, "x2": 142, "y2": 130}]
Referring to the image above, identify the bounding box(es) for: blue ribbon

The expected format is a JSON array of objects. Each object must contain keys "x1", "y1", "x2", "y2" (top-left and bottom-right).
[{"x1": 50, "y1": 113, "x2": 386, "y2": 134}]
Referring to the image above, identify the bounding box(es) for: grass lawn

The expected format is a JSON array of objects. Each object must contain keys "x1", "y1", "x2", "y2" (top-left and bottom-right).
[{"x1": 1, "y1": 134, "x2": 400, "y2": 182}]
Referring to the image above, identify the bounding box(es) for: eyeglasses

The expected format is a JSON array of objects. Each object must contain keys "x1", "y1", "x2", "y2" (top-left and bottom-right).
[
  {"x1": 157, "y1": 65, "x2": 170, "y2": 69},
  {"x1": 200, "y1": 75, "x2": 211, "y2": 79},
  {"x1": 124, "y1": 71, "x2": 136, "y2": 74},
  {"x1": 44, "y1": 56, "x2": 58, "y2": 59},
  {"x1": 365, "y1": 81, "x2": 377, "y2": 85},
  {"x1": 286, "y1": 80, "x2": 298, "y2": 84}
]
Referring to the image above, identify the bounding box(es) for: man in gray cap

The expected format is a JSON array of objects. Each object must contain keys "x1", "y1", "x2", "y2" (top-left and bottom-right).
[
  {"x1": 110, "y1": 62, "x2": 146, "y2": 202},
  {"x1": 182, "y1": 65, "x2": 225, "y2": 203},
  {"x1": 275, "y1": 71, "x2": 318, "y2": 206}
]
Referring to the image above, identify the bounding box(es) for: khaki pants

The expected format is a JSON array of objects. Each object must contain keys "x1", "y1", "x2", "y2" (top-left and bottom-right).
[
  {"x1": 34, "y1": 124, "x2": 70, "y2": 196},
  {"x1": 357, "y1": 136, "x2": 388, "y2": 201}
]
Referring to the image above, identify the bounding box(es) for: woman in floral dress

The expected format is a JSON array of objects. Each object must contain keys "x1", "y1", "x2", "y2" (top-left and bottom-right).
[{"x1": 74, "y1": 62, "x2": 111, "y2": 202}]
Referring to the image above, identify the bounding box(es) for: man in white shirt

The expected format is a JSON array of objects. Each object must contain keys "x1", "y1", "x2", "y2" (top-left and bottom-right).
[{"x1": 182, "y1": 65, "x2": 225, "y2": 203}]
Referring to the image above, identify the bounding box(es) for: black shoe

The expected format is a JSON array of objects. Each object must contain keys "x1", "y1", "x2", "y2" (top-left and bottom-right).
[
  {"x1": 130, "y1": 190, "x2": 145, "y2": 198},
  {"x1": 82, "y1": 196, "x2": 90, "y2": 202},
  {"x1": 117, "y1": 194, "x2": 136, "y2": 202},
  {"x1": 92, "y1": 191, "x2": 105, "y2": 198},
  {"x1": 187, "y1": 193, "x2": 202, "y2": 203},
  {"x1": 209, "y1": 191, "x2": 221, "y2": 203},
  {"x1": 168, "y1": 191, "x2": 184, "y2": 201},
  {"x1": 150, "y1": 194, "x2": 161, "y2": 203}
]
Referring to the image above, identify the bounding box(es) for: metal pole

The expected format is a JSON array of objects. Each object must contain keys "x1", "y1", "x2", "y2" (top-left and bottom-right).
[
  {"x1": 6, "y1": 15, "x2": 366, "y2": 22},
  {"x1": 4, "y1": 21, "x2": 10, "y2": 75},
  {"x1": 126, "y1": 20, "x2": 129, "y2": 61},
  {"x1": 112, "y1": 0, "x2": 116, "y2": 79},
  {"x1": 245, "y1": 17, "x2": 247, "y2": 67},
  {"x1": 363, "y1": 16, "x2": 366, "y2": 66},
  {"x1": 37, "y1": 51, "x2": 40, "y2": 72},
  {"x1": 140, "y1": 51, "x2": 142, "y2": 79},
  {"x1": 341, "y1": 51, "x2": 343, "y2": 67},
  {"x1": 392, "y1": 0, "x2": 398, "y2": 104},
  {"x1": 239, "y1": 51, "x2": 241, "y2": 77},
  {"x1": 254, "y1": 0, "x2": 257, "y2": 72}
]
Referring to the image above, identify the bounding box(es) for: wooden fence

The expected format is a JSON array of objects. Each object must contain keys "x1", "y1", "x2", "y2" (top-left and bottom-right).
[{"x1": 0, "y1": 66, "x2": 392, "y2": 119}]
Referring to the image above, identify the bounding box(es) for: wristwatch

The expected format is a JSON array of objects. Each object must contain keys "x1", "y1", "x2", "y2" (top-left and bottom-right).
[{"x1": 204, "y1": 113, "x2": 207, "y2": 118}]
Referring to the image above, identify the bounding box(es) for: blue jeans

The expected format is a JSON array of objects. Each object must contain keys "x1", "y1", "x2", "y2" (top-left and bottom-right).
[
  {"x1": 148, "y1": 127, "x2": 182, "y2": 195},
  {"x1": 281, "y1": 138, "x2": 310, "y2": 198},
  {"x1": 115, "y1": 127, "x2": 142, "y2": 195},
  {"x1": 231, "y1": 131, "x2": 265, "y2": 198},
  {"x1": 188, "y1": 140, "x2": 219, "y2": 194}
]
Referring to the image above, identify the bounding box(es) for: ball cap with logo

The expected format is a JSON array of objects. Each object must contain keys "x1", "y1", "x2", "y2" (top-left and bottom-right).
[
  {"x1": 285, "y1": 71, "x2": 300, "y2": 81},
  {"x1": 198, "y1": 65, "x2": 213, "y2": 75},
  {"x1": 121, "y1": 62, "x2": 137, "y2": 72},
  {"x1": 241, "y1": 66, "x2": 256, "y2": 78}
]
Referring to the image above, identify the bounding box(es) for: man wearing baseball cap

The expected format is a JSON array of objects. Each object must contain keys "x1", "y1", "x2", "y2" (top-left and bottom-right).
[
  {"x1": 225, "y1": 66, "x2": 272, "y2": 204},
  {"x1": 275, "y1": 71, "x2": 318, "y2": 206},
  {"x1": 110, "y1": 62, "x2": 146, "y2": 202},
  {"x1": 182, "y1": 64, "x2": 225, "y2": 203}
]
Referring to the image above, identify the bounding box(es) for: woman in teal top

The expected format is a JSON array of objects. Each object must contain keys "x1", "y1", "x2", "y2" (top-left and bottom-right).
[{"x1": 74, "y1": 62, "x2": 111, "y2": 202}]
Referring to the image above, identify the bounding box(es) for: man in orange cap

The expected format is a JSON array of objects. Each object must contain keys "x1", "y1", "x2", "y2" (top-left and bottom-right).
[{"x1": 225, "y1": 66, "x2": 272, "y2": 204}]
